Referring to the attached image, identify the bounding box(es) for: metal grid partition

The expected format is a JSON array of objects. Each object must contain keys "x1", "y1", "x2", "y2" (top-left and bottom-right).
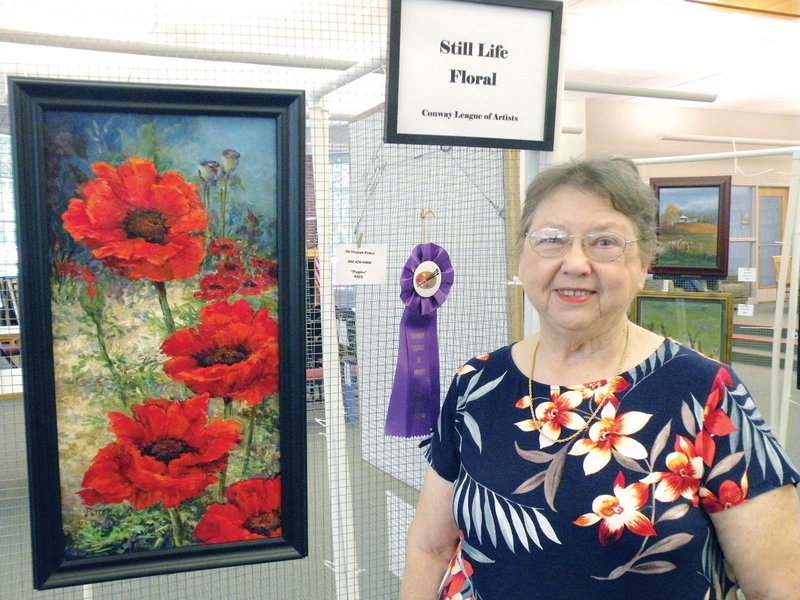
[{"x1": 0, "y1": 2, "x2": 517, "y2": 599}]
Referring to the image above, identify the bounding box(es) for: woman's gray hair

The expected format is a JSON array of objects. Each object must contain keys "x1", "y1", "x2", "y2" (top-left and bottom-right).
[{"x1": 517, "y1": 155, "x2": 658, "y2": 262}]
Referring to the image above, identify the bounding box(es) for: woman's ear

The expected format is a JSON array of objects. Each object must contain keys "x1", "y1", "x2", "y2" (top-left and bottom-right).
[{"x1": 638, "y1": 259, "x2": 650, "y2": 291}]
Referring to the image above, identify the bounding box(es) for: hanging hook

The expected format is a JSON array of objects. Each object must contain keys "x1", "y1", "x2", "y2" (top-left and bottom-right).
[{"x1": 420, "y1": 209, "x2": 436, "y2": 244}]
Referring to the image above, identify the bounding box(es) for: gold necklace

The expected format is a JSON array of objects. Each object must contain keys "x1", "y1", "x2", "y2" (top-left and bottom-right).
[{"x1": 528, "y1": 323, "x2": 630, "y2": 444}]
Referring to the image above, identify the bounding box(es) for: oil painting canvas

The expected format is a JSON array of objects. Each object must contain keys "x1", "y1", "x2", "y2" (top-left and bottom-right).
[{"x1": 9, "y1": 78, "x2": 307, "y2": 589}]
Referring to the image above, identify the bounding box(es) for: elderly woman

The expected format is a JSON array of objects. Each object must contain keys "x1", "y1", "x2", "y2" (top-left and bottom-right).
[{"x1": 399, "y1": 156, "x2": 800, "y2": 599}]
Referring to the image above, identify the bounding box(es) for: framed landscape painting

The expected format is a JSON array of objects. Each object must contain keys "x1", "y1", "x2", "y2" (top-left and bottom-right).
[
  {"x1": 650, "y1": 175, "x2": 731, "y2": 277},
  {"x1": 630, "y1": 290, "x2": 734, "y2": 363},
  {"x1": 8, "y1": 77, "x2": 307, "y2": 589}
]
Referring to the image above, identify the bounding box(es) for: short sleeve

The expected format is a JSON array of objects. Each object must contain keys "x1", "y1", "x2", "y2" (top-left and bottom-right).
[
  {"x1": 424, "y1": 363, "x2": 473, "y2": 483},
  {"x1": 697, "y1": 364, "x2": 800, "y2": 514}
]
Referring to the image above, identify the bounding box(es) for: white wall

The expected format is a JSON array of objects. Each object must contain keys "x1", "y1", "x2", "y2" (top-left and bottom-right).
[{"x1": 584, "y1": 99, "x2": 799, "y2": 183}]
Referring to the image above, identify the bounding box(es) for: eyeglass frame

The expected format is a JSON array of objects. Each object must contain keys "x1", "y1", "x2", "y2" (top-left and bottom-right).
[{"x1": 526, "y1": 227, "x2": 639, "y2": 262}]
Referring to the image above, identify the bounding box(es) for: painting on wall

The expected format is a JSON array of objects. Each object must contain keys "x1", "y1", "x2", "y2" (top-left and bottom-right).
[
  {"x1": 630, "y1": 290, "x2": 734, "y2": 363},
  {"x1": 8, "y1": 77, "x2": 307, "y2": 589},
  {"x1": 650, "y1": 176, "x2": 732, "y2": 277}
]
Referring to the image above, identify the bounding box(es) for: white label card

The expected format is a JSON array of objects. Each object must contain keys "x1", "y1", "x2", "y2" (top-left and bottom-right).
[
  {"x1": 334, "y1": 244, "x2": 388, "y2": 285},
  {"x1": 738, "y1": 267, "x2": 756, "y2": 282}
]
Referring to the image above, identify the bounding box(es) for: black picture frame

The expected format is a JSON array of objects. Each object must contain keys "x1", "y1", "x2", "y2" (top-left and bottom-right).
[
  {"x1": 384, "y1": 0, "x2": 563, "y2": 150},
  {"x1": 8, "y1": 77, "x2": 307, "y2": 589},
  {"x1": 650, "y1": 175, "x2": 732, "y2": 277}
]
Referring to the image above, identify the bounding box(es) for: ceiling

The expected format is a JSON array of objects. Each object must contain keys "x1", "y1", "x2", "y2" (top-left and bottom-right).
[
  {"x1": 564, "y1": 0, "x2": 800, "y2": 116},
  {"x1": 1, "y1": 0, "x2": 798, "y2": 135}
]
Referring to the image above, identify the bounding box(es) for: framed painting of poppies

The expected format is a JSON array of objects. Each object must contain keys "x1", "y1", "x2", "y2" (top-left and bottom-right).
[{"x1": 8, "y1": 77, "x2": 307, "y2": 589}]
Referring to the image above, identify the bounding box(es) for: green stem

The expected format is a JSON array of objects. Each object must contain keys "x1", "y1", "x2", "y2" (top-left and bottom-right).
[
  {"x1": 219, "y1": 180, "x2": 228, "y2": 238},
  {"x1": 168, "y1": 507, "x2": 185, "y2": 547},
  {"x1": 242, "y1": 408, "x2": 257, "y2": 478},
  {"x1": 218, "y1": 467, "x2": 227, "y2": 500},
  {"x1": 153, "y1": 281, "x2": 175, "y2": 334},
  {"x1": 202, "y1": 184, "x2": 210, "y2": 214},
  {"x1": 202, "y1": 185, "x2": 211, "y2": 246},
  {"x1": 218, "y1": 397, "x2": 233, "y2": 499},
  {"x1": 223, "y1": 396, "x2": 233, "y2": 419},
  {"x1": 89, "y1": 310, "x2": 130, "y2": 406}
]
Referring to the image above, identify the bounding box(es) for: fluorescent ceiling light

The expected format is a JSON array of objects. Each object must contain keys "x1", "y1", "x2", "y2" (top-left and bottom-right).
[
  {"x1": 658, "y1": 133, "x2": 800, "y2": 146},
  {"x1": 564, "y1": 81, "x2": 717, "y2": 103}
]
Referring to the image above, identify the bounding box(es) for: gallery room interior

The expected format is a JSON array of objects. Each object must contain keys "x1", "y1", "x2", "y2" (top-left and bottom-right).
[{"x1": 1, "y1": 0, "x2": 799, "y2": 598}]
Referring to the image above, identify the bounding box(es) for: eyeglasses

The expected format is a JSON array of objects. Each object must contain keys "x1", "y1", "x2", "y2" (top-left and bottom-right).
[{"x1": 527, "y1": 227, "x2": 638, "y2": 262}]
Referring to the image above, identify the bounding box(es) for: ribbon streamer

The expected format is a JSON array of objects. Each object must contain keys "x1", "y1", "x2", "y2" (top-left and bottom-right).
[{"x1": 385, "y1": 243, "x2": 454, "y2": 438}]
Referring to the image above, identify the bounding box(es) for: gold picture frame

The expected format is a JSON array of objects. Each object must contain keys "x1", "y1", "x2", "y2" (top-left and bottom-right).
[{"x1": 630, "y1": 290, "x2": 734, "y2": 363}]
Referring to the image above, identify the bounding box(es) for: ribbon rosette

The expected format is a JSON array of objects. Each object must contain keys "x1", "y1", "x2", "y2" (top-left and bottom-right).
[{"x1": 385, "y1": 243, "x2": 454, "y2": 438}]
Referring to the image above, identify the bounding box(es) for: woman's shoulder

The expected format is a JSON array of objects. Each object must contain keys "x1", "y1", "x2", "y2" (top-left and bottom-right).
[
  {"x1": 451, "y1": 344, "x2": 516, "y2": 377},
  {"x1": 633, "y1": 335, "x2": 733, "y2": 382},
  {"x1": 624, "y1": 324, "x2": 664, "y2": 370}
]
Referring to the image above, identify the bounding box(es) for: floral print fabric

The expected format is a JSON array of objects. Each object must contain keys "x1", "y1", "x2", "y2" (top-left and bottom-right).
[{"x1": 427, "y1": 340, "x2": 799, "y2": 600}]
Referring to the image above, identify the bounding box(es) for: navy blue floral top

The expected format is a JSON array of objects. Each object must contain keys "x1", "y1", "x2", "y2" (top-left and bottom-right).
[{"x1": 425, "y1": 339, "x2": 799, "y2": 600}]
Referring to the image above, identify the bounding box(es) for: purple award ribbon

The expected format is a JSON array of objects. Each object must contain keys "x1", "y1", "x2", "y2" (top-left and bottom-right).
[{"x1": 385, "y1": 243, "x2": 454, "y2": 438}]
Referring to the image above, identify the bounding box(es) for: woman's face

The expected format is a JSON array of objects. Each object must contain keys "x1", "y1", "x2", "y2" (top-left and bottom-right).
[{"x1": 518, "y1": 186, "x2": 649, "y2": 338}]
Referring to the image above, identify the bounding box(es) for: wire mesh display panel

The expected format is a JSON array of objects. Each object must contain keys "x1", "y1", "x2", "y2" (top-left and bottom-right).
[
  {"x1": 1, "y1": 3, "x2": 390, "y2": 600},
  {"x1": 346, "y1": 110, "x2": 512, "y2": 488},
  {"x1": 0, "y1": 1, "x2": 516, "y2": 598},
  {"x1": 343, "y1": 110, "x2": 513, "y2": 594}
]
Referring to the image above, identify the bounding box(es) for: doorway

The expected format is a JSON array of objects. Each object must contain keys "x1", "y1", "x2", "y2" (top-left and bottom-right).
[{"x1": 756, "y1": 187, "x2": 789, "y2": 302}]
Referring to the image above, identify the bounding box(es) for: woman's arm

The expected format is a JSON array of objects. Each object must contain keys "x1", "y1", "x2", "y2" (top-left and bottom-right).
[
  {"x1": 399, "y1": 465, "x2": 461, "y2": 600},
  {"x1": 710, "y1": 483, "x2": 800, "y2": 599}
]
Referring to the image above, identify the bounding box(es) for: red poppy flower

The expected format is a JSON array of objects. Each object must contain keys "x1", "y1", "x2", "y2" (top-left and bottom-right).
[
  {"x1": 54, "y1": 259, "x2": 82, "y2": 279},
  {"x1": 250, "y1": 256, "x2": 278, "y2": 281},
  {"x1": 62, "y1": 157, "x2": 208, "y2": 282},
  {"x1": 80, "y1": 266, "x2": 97, "y2": 299},
  {"x1": 161, "y1": 299, "x2": 279, "y2": 405},
  {"x1": 54, "y1": 260, "x2": 97, "y2": 298},
  {"x1": 78, "y1": 394, "x2": 241, "y2": 510},
  {"x1": 193, "y1": 477, "x2": 282, "y2": 543},
  {"x1": 215, "y1": 257, "x2": 245, "y2": 278},
  {"x1": 236, "y1": 274, "x2": 274, "y2": 296},
  {"x1": 194, "y1": 273, "x2": 240, "y2": 301},
  {"x1": 207, "y1": 238, "x2": 241, "y2": 257}
]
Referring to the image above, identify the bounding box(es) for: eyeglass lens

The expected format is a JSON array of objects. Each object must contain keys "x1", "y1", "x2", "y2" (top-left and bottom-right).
[{"x1": 528, "y1": 228, "x2": 629, "y2": 261}]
